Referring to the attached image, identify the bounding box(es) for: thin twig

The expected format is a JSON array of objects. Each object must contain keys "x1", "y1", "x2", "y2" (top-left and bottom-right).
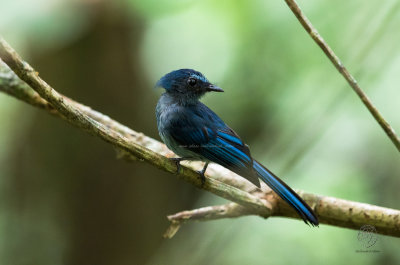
[
  {"x1": 164, "y1": 203, "x2": 254, "y2": 238},
  {"x1": 0, "y1": 38, "x2": 399, "y2": 238},
  {"x1": 284, "y1": 0, "x2": 400, "y2": 152}
]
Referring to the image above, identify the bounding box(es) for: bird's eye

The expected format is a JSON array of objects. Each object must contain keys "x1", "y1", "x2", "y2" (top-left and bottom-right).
[{"x1": 187, "y1": 78, "x2": 197, "y2": 86}]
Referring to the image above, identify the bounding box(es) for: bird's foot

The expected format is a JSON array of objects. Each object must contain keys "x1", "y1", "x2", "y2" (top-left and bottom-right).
[
  {"x1": 170, "y1": 157, "x2": 183, "y2": 174},
  {"x1": 196, "y1": 170, "x2": 206, "y2": 186},
  {"x1": 197, "y1": 162, "x2": 209, "y2": 186}
]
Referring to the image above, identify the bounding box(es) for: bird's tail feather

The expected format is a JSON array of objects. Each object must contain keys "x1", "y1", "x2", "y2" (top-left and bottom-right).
[{"x1": 253, "y1": 160, "x2": 319, "y2": 226}]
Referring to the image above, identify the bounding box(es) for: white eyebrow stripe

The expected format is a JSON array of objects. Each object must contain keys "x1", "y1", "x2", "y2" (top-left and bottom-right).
[{"x1": 191, "y1": 74, "x2": 209, "y2": 83}]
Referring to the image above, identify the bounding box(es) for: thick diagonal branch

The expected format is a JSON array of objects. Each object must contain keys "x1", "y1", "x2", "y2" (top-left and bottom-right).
[{"x1": 0, "y1": 38, "x2": 270, "y2": 217}]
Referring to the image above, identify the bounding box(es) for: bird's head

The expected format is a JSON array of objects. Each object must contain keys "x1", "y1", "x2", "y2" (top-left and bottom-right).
[{"x1": 156, "y1": 69, "x2": 223, "y2": 100}]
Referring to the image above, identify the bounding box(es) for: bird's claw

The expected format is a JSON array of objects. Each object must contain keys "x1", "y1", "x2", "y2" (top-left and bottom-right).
[
  {"x1": 170, "y1": 158, "x2": 207, "y2": 186},
  {"x1": 170, "y1": 157, "x2": 182, "y2": 174},
  {"x1": 197, "y1": 162, "x2": 209, "y2": 186},
  {"x1": 197, "y1": 170, "x2": 206, "y2": 186}
]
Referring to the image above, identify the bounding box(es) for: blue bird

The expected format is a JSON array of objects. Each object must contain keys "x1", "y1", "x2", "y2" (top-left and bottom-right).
[{"x1": 155, "y1": 69, "x2": 319, "y2": 226}]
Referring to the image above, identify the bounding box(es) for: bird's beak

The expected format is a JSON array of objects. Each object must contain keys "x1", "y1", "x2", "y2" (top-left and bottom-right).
[{"x1": 207, "y1": 84, "x2": 224, "y2": 92}]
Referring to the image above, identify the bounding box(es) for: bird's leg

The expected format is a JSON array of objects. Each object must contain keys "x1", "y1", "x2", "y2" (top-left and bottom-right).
[
  {"x1": 170, "y1": 157, "x2": 194, "y2": 174},
  {"x1": 197, "y1": 162, "x2": 209, "y2": 186}
]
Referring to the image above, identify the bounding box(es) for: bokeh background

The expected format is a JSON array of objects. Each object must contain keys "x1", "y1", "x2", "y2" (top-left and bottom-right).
[{"x1": 0, "y1": 0, "x2": 399, "y2": 264}]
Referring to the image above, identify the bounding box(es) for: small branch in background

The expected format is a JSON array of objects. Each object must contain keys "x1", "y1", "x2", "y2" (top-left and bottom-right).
[
  {"x1": 0, "y1": 37, "x2": 399, "y2": 238},
  {"x1": 164, "y1": 203, "x2": 255, "y2": 238},
  {"x1": 284, "y1": 0, "x2": 400, "y2": 152}
]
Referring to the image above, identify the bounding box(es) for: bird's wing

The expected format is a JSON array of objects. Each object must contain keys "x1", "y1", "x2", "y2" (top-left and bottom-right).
[{"x1": 169, "y1": 112, "x2": 260, "y2": 187}]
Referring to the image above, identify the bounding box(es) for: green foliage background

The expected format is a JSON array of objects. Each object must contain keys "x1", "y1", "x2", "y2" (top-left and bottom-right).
[{"x1": 0, "y1": 0, "x2": 399, "y2": 264}]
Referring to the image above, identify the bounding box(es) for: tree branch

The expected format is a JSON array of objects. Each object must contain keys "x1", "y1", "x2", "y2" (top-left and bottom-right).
[
  {"x1": 0, "y1": 37, "x2": 399, "y2": 238},
  {"x1": 164, "y1": 203, "x2": 254, "y2": 238},
  {"x1": 284, "y1": 0, "x2": 400, "y2": 152},
  {"x1": 166, "y1": 190, "x2": 400, "y2": 238},
  {"x1": 0, "y1": 37, "x2": 270, "y2": 217}
]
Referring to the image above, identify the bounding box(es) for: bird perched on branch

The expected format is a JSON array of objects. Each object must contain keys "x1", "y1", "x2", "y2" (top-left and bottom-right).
[{"x1": 155, "y1": 69, "x2": 318, "y2": 226}]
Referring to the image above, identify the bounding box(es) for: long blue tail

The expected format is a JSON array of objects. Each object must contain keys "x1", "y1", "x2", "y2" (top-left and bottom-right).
[{"x1": 253, "y1": 160, "x2": 319, "y2": 226}]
